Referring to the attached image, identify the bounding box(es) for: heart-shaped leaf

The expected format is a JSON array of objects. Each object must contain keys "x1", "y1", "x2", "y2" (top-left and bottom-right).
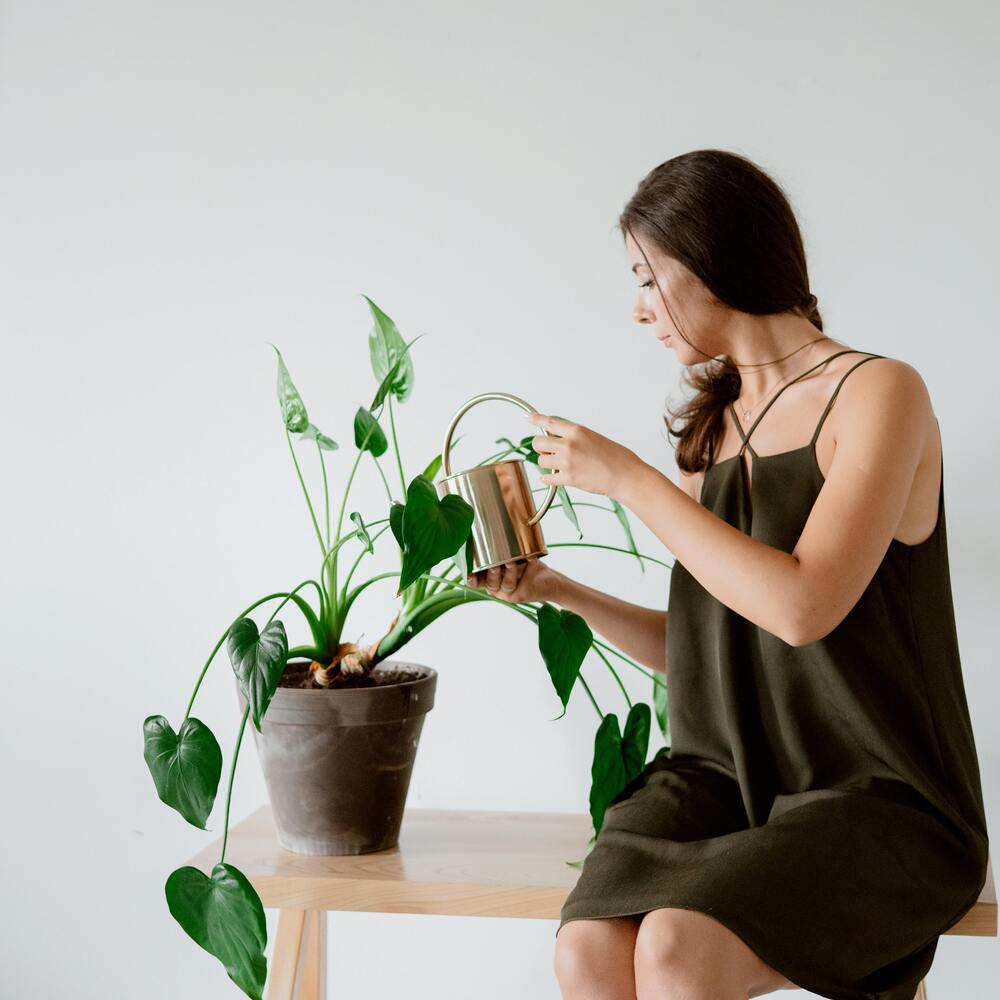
[
  {"x1": 165, "y1": 863, "x2": 267, "y2": 1000},
  {"x1": 537, "y1": 603, "x2": 592, "y2": 718},
  {"x1": 268, "y1": 344, "x2": 308, "y2": 433},
  {"x1": 353, "y1": 406, "x2": 388, "y2": 457},
  {"x1": 299, "y1": 422, "x2": 338, "y2": 451},
  {"x1": 142, "y1": 715, "x2": 222, "y2": 830},
  {"x1": 364, "y1": 295, "x2": 414, "y2": 403},
  {"x1": 370, "y1": 333, "x2": 424, "y2": 410},
  {"x1": 397, "y1": 474, "x2": 474, "y2": 593},
  {"x1": 589, "y1": 703, "x2": 652, "y2": 834},
  {"x1": 227, "y1": 618, "x2": 288, "y2": 733},
  {"x1": 349, "y1": 511, "x2": 374, "y2": 554}
]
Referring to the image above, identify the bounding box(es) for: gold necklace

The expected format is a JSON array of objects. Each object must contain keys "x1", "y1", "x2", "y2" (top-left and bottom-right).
[{"x1": 735, "y1": 340, "x2": 821, "y2": 422}]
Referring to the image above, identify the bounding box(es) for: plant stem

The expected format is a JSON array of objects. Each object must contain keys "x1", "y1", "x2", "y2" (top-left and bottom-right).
[
  {"x1": 371, "y1": 456, "x2": 395, "y2": 504},
  {"x1": 387, "y1": 394, "x2": 407, "y2": 495},
  {"x1": 573, "y1": 670, "x2": 603, "y2": 717},
  {"x1": 546, "y1": 541, "x2": 673, "y2": 570},
  {"x1": 591, "y1": 643, "x2": 632, "y2": 709},
  {"x1": 474, "y1": 446, "x2": 519, "y2": 467},
  {"x1": 219, "y1": 703, "x2": 250, "y2": 865},
  {"x1": 339, "y1": 523, "x2": 394, "y2": 603},
  {"x1": 286, "y1": 428, "x2": 326, "y2": 557},
  {"x1": 264, "y1": 580, "x2": 322, "y2": 630},
  {"x1": 330, "y1": 424, "x2": 380, "y2": 614},
  {"x1": 341, "y1": 570, "x2": 402, "y2": 620},
  {"x1": 424, "y1": 567, "x2": 463, "y2": 596},
  {"x1": 317, "y1": 440, "x2": 331, "y2": 546}
]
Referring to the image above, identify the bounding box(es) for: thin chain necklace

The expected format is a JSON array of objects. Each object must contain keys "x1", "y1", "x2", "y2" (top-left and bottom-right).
[{"x1": 734, "y1": 336, "x2": 827, "y2": 422}]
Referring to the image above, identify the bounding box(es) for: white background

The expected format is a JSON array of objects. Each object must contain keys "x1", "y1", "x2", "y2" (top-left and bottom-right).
[{"x1": 2, "y1": 1, "x2": 997, "y2": 996}]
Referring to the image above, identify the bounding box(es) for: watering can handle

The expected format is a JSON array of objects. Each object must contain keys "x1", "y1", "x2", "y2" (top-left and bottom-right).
[{"x1": 441, "y1": 391, "x2": 559, "y2": 527}]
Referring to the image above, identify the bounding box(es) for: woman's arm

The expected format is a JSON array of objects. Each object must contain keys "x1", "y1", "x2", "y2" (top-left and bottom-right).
[
  {"x1": 615, "y1": 360, "x2": 931, "y2": 646},
  {"x1": 549, "y1": 570, "x2": 667, "y2": 674}
]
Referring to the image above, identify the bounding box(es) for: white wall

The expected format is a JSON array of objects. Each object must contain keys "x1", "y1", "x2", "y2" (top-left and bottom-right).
[{"x1": 2, "y1": 1, "x2": 997, "y2": 996}]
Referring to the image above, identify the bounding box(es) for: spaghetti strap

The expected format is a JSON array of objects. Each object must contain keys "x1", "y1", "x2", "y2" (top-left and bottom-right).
[
  {"x1": 727, "y1": 348, "x2": 864, "y2": 459},
  {"x1": 808, "y1": 353, "x2": 886, "y2": 447}
]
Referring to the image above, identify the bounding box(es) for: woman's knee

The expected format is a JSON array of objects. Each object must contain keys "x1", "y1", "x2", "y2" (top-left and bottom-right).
[
  {"x1": 554, "y1": 916, "x2": 640, "y2": 995},
  {"x1": 634, "y1": 907, "x2": 772, "y2": 997}
]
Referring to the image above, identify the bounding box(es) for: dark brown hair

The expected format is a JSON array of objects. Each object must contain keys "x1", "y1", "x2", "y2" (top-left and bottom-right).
[{"x1": 619, "y1": 149, "x2": 823, "y2": 474}]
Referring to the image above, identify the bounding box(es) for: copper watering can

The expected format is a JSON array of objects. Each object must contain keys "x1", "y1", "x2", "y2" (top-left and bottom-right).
[{"x1": 435, "y1": 391, "x2": 560, "y2": 574}]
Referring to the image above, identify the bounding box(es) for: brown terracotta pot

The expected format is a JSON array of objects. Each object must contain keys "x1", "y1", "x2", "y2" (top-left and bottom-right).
[{"x1": 234, "y1": 660, "x2": 437, "y2": 855}]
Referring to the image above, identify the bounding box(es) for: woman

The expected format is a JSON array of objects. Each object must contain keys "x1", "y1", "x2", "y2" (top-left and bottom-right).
[{"x1": 466, "y1": 150, "x2": 989, "y2": 1000}]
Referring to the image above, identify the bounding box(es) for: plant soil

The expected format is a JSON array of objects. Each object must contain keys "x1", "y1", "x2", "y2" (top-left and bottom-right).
[{"x1": 278, "y1": 660, "x2": 427, "y2": 690}]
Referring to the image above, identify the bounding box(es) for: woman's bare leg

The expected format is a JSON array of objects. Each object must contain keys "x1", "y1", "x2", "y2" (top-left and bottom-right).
[
  {"x1": 555, "y1": 916, "x2": 641, "y2": 999},
  {"x1": 634, "y1": 908, "x2": 801, "y2": 999}
]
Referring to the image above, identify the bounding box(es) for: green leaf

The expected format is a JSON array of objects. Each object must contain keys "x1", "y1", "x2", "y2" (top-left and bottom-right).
[
  {"x1": 653, "y1": 672, "x2": 670, "y2": 742},
  {"x1": 565, "y1": 831, "x2": 598, "y2": 869},
  {"x1": 537, "y1": 603, "x2": 592, "y2": 718},
  {"x1": 516, "y1": 433, "x2": 538, "y2": 462},
  {"x1": 299, "y1": 422, "x2": 338, "y2": 451},
  {"x1": 389, "y1": 501, "x2": 405, "y2": 548},
  {"x1": 397, "y1": 474, "x2": 475, "y2": 593},
  {"x1": 268, "y1": 344, "x2": 309, "y2": 433},
  {"x1": 227, "y1": 618, "x2": 288, "y2": 733},
  {"x1": 424, "y1": 432, "x2": 467, "y2": 480},
  {"x1": 556, "y1": 486, "x2": 582, "y2": 538},
  {"x1": 364, "y1": 295, "x2": 414, "y2": 403},
  {"x1": 349, "y1": 511, "x2": 374, "y2": 554},
  {"x1": 353, "y1": 406, "x2": 388, "y2": 457},
  {"x1": 451, "y1": 534, "x2": 475, "y2": 579},
  {"x1": 421, "y1": 452, "x2": 443, "y2": 481},
  {"x1": 370, "y1": 333, "x2": 424, "y2": 411},
  {"x1": 610, "y1": 498, "x2": 643, "y2": 573},
  {"x1": 589, "y1": 702, "x2": 651, "y2": 835},
  {"x1": 165, "y1": 863, "x2": 267, "y2": 1000},
  {"x1": 142, "y1": 715, "x2": 222, "y2": 830}
]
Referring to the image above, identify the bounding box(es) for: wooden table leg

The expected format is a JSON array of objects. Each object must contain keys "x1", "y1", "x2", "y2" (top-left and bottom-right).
[
  {"x1": 266, "y1": 909, "x2": 327, "y2": 1000},
  {"x1": 914, "y1": 979, "x2": 928, "y2": 999}
]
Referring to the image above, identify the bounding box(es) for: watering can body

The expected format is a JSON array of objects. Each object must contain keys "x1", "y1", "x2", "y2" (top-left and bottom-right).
[{"x1": 435, "y1": 392, "x2": 559, "y2": 574}]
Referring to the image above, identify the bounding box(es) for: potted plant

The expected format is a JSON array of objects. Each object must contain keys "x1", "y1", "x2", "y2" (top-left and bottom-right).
[{"x1": 142, "y1": 294, "x2": 672, "y2": 998}]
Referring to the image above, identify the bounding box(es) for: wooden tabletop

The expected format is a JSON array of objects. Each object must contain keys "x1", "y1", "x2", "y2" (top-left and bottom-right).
[
  {"x1": 186, "y1": 805, "x2": 997, "y2": 933},
  {"x1": 186, "y1": 805, "x2": 594, "y2": 919}
]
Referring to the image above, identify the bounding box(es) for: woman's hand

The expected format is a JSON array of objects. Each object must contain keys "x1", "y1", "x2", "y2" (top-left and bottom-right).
[
  {"x1": 466, "y1": 556, "x2": 561, "y2": 604},
  {"x1": 525, "y1": 411, "x2": 645, "y2": 499}
]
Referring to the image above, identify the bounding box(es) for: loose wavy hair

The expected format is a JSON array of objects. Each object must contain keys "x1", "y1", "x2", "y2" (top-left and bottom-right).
[{"x1": 619, "y1": 149, "x2": 823, "y2": 474}]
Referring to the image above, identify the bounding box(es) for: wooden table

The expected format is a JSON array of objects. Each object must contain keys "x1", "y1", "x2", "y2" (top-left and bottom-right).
[{"x1": 186, "y1": 805, "x2": 996, "y2": 999}]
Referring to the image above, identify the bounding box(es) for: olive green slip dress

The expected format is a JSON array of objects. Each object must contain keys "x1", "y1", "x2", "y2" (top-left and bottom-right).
[{"x1": 557, "y1": 350, "x2": 990, "y2": 1000}]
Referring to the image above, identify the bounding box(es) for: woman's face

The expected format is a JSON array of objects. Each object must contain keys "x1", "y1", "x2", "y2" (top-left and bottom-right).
[{"x1": 625, "y1": 230, "x2": 720, "y2": 365}]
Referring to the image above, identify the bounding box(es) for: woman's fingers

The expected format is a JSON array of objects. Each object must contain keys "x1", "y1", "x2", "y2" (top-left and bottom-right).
[
  {"x1": 465, "y1": 560, "x2": 527, "y2": 599},
  {"x1": 501, "y1": 560, "x2": 527, "y2": 592}
]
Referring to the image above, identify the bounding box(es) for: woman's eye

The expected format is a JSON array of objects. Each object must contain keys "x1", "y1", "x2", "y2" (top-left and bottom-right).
[{"x1": 639, "y1": 280, "x2": 653, "y2": 289}]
